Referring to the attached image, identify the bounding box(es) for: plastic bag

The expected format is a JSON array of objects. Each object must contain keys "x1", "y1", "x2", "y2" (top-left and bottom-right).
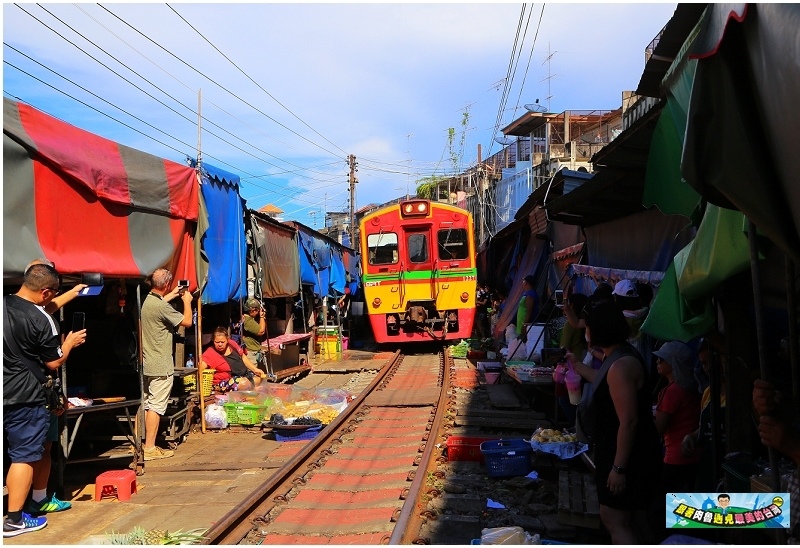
[
  {"x1": 204, "y1": 403, "x2": 228, "y2": 429},
  {"x1": 479, "y1": 526, "x2": 537, "y2": 544}
]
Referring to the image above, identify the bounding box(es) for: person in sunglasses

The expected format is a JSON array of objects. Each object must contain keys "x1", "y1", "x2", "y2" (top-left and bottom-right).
[{"x1": 3, "y1": 264, "x2": 86, "y2": 537}]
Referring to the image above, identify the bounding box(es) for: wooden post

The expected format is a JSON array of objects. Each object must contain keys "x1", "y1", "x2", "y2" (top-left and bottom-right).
[{"x1": 197, "y1": 297, "x2": 205, "y2": 434}]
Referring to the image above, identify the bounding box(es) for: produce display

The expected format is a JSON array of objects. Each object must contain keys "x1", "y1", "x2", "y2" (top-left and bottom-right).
[
  {"x1": 531, "y1": 428, "x2": 577, "y2": 443},
  {"x1": 271, "y1": 401, "x2": 341, "y2": 425},
  {"x1": 529, "y1": 427, "x2": 587, "y2": 460}
]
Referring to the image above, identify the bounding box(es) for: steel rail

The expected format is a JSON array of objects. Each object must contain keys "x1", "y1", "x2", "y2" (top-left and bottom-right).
[
  {"x1": 390, "y1": 349, "x2": 451, "y2": 544},
  {"x1": 202, "y1": 350, "x2": 402, "y2": 545}
]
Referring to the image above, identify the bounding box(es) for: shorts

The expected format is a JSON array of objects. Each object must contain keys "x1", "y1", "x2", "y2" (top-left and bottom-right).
[
  {"x1": 143, "y1": 375, "x2": 173, "y2": 415},
  {"x1": 46, "y1": 413, "x2": 59, "y2": 443},
  {"x1": 4, "y1": 404, "x2": 49, "y2": 463}
]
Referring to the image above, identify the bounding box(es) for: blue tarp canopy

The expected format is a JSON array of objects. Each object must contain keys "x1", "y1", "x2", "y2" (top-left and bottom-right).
[
  {"x1": 192, "y1": 160, "x2": 247, "y2": 305},
  {"x1": 292, "y1": 223, "x2": 347, "y2": 299}
]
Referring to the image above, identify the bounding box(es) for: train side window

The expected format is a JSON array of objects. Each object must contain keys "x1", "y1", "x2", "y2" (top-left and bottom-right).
[
  {"x1": 437, "y1": 228, "x2": 468, "y2": 260},
  {"x1": 367, "y1": 232, "x2": 398, "y2": 265},
  {"x1": 408, "y1": 233, "x2": 429, "y2": 263}
]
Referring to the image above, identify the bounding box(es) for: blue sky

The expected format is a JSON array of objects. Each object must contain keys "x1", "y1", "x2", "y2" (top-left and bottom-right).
[{"x1": 3, "y1": 2, "x2": 677, "y2": 228}]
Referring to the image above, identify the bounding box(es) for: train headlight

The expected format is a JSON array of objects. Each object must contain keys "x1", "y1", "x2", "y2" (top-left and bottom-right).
[
  {"x1": 400, "y1": 200, "x2": 430, "y2": 217},
  {"x1": 460, "y1": 292, "x2": 469, "y2": 302},
  {"x1": 372, "y1": 297, "x2": 382, "y2": 307}
]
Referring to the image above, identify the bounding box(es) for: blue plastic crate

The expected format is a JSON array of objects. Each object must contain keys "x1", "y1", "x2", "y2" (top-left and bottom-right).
[
  {"x1": 480, "y1": 439, "x2": 532, "y2": 478},
  {"x1": 274, "y1": 425, "x2": 323, "y2": 442}
]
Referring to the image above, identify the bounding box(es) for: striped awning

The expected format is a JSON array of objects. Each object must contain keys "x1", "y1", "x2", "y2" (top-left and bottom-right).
[{"x1": 3, "y1": 98, "x2": 200, "y2": 285}]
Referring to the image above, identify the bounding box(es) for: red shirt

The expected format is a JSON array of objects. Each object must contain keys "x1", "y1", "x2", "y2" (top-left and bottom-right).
[
  {"x1": 657, "y1": 382, "x2": 700, "y2": 465},
  {"x1": 202, "y1": 339, "x2": 245, "y2": 384}
]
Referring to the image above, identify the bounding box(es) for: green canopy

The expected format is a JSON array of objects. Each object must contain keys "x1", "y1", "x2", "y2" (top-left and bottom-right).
[{"x1": 642, "y1": 204, "x2": 752, "y2": 342}]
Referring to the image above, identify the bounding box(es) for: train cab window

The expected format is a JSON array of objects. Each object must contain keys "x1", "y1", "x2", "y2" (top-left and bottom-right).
[
  {"x1": 367, "y1": 232, "x2": 398, "y2": 265},
  {"x1": 437, "y1": 228, "x2": 469, "y2": 260},
  {"x1": 408, "y1": 234, "x2": 429, "y2": 263}
]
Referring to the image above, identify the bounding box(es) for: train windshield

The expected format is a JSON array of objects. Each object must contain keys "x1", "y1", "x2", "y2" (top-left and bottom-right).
[
  {"x1": 367, "y1": 232, "x2": 398, "y2": 265},
  {"x1": 408, "y1": 234, "x2": 429, "y2": 263},
  {"x1": 437, "y1": 228, "x2": 469, "y2": 260}
]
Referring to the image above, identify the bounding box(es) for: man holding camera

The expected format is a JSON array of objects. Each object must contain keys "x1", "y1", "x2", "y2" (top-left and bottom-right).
[
  {"x1": 242, "y1": 298, "x2": 268, "y2": 376},
  {"x1": 141, "y1": 268, "x2": 192, "y2": 460},
  {"x1": 3, "y1": 264, "x2": 86, "y2": 536}
]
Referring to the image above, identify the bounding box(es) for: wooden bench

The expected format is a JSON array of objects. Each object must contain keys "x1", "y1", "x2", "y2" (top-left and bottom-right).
[{"x1": 558, "y1": 469, "x2": 600, "y2": 529}]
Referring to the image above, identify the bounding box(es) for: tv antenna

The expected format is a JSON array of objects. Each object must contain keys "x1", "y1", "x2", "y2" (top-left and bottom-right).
[{"x1": 540, "y1": 43, "x2": 557, "y2": 112}]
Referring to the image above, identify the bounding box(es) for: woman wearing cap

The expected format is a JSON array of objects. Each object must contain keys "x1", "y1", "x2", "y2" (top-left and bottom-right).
[
  {"x1": 654, "y1": 341, "x2": 701, "y2": 493},
  {"x1": 567, "y1": 298, "x2": 661, "y2": 544},
  {"x1": 242, "y1": 298, "x2": 267, "y2": 372}
]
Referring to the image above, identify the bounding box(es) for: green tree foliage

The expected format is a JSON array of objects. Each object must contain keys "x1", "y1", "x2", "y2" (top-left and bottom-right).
[{"x1": 416, "y1": 175, "x2": 447, "y2": 199}]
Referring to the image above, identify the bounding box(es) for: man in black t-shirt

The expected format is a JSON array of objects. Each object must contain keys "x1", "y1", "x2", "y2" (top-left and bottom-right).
[{"x1": 3, "y1": 264, "x2": 86, "y2": 537}]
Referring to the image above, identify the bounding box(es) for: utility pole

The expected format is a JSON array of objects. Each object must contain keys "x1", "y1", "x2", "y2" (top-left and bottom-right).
[
  {"x1": 477, "y1": 143, "x2": 484, "y2": 247},
  {"x1": 348, "y1": 154, "x2": 357, "y2": 248}
]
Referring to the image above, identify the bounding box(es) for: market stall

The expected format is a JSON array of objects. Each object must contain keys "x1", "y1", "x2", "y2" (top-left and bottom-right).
[{"x1": 3, "y1": 97, "x2": 202, "y2": 482}]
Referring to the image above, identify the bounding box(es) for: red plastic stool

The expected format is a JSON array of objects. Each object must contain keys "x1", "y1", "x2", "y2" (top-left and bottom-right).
[{"x1": 94, "y1": 469, "x2": 137, "y2": 501}]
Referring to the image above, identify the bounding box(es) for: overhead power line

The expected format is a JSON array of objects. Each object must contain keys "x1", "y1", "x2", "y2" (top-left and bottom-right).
[
  {"x1": 98, "y1": 3, "x2": 344, "y2": 160},
  {"x1": 166, "y1": 3, "x2": 348, "y2": 158},
  {"x1": 19, "y1": 4, "x2": 336, "y2": 182}
]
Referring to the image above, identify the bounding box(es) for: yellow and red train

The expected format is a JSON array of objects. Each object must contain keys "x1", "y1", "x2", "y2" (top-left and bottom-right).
[{"x1": 359, "y1": 199, "x2": 477, "y2": 344}]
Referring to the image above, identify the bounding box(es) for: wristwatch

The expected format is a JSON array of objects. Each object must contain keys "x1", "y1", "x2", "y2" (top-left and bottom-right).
[{"x1": 612, "y1": 464, "x2": 627, "y2": 474}]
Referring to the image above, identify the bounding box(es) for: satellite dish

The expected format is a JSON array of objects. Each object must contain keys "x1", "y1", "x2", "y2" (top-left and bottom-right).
[
  {"x1": 524, "y1": 100, "x2": 546, "y2": 113},
  {"x1": 494, "y1": 135, "x2": 515, "y2": 145}
]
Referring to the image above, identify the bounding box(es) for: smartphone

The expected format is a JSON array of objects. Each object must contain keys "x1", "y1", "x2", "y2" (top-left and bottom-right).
[
  {"x1": 554, "y1": 289, "x2": 565, "y2": 308},
  {"x1": 72, "y1": 312, "x2": 86, "y2": 332},
  {"x1": 178, "y1": 279, "x2": 190, "y2": 290}
]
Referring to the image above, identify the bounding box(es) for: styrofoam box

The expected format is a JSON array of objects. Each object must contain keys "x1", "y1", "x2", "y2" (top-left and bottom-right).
[{"x1": 477, "y1": 361, "x2": 501, "y2": 372}]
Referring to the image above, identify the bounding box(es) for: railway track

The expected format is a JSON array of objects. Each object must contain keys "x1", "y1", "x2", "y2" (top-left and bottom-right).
[{"x1": 203, "y1": 349, "x2": 451, "y2": 545}]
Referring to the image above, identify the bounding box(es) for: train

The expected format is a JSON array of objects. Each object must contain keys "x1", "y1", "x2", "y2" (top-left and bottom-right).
[{"x1": 359, "y1": 199, "x2": 477, "y2": 344}]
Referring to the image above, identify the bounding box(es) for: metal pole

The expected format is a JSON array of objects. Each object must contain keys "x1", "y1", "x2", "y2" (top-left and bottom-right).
[
  {"x1": 748, "y1": 220, "x2": 781, "y2": 491},
  {"x1": 787, "y1": 255, "x2": 799, "y2": 403},
  {"x1": 197, "y1": 296, "x2": 205, "y2": 434}
]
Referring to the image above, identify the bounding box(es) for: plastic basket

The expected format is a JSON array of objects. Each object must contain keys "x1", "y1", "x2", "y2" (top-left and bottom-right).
[
  {"x1": 183, "y1": 373, "x2": 197, "y2": 391},
  {"x1": 223, "y1": 402, "x2": 268, "y2": 426},
  {"x1": 274, "y1": 425, "x2": 323, "y2": 442},
  {"x1": 202, "y1": 369, "x2": 215, "y2": 397},
  {"x1": 447, "y1": 435, "x2": 501, "y2": 463},
  {"x1": 480, "y1": 439, "x2": 532, "y2": 478}
]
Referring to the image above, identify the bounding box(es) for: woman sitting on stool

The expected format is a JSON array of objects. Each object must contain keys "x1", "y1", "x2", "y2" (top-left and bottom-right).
[{"x1": 201, "y1": 326, "x2": 266, "y2": 391}]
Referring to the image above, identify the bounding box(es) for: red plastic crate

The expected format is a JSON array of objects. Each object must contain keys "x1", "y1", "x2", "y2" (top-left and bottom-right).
[{"x1": 447, "y1": 435, "x2": 501, "y2": 463}]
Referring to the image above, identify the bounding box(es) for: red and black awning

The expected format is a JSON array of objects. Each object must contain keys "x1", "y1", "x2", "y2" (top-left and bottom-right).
[{"x1": 4, "y1": 98, "x2": 201, "y2": 285}]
